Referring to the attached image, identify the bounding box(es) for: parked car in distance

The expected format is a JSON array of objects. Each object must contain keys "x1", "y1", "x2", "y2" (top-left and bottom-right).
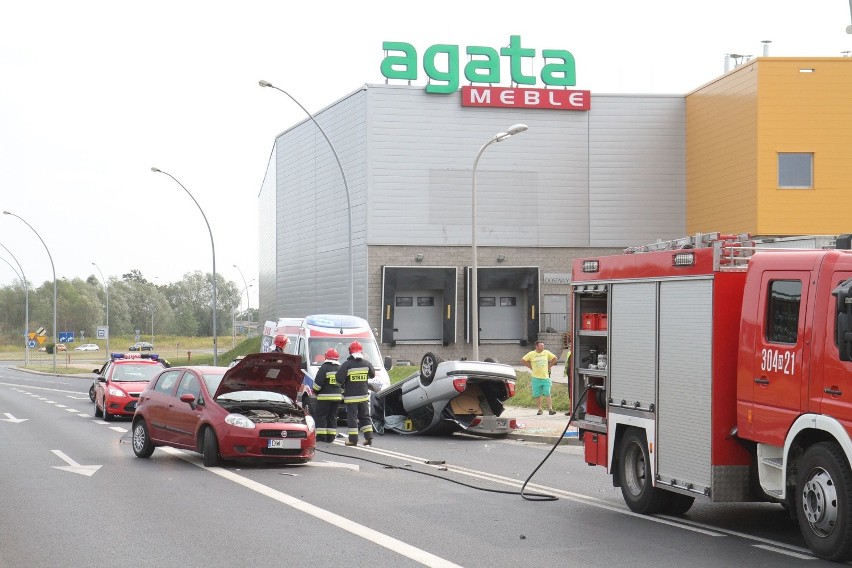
[
  {"x1": 56, "y1": 343, "x2": 67, "y2": 352},
  {"x1": 128, "y1": 341, "x2": 154, "y2": 351},
  {"x1": 92, "y1": 352, "x2": 167, "y2": 418},
  {"x1": 131, "y1": 352, "x2": 316, "y2": 467},
  {"x1": 75, "y1": 343, "x2": 99, "y2": 351},
  {"x1": 372, "y1": 352, "x2": 518, "y2": 436}
]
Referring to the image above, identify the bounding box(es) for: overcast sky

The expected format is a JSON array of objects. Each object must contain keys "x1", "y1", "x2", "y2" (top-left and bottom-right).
[{"x1": 1, "y1": 1, "x2": 850, "y2": 308}]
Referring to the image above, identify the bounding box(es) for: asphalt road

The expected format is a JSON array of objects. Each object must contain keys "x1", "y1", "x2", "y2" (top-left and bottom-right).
[{"x1": 0, "y1": 365, "x2": 835, "y2": 567}]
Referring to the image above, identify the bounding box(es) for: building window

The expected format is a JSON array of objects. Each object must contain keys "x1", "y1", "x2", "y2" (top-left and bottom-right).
[
  {"x1": 778, "y1": 153, "x2": 813, "y2": 189},
  {"x1": 766, "y1": 280, "x2": 801, "y2": 344}
]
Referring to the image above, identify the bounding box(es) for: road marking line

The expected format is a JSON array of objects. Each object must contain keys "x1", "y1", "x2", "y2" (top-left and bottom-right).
[
  {"x1": 663, "y1": 516, "x2": 813, "y2": 554},
  {"x1": 306, "y1": 461, "x2": 360, "y2": 471},
  {"x1": 752, "y1": 544, "x2": 815, "y2": 559},
  {"x1": 160, "y1": 447, "x2": 462, "y2": 568},
  {"x1": 109, "y1": 427, "x2": 127, "y2": 433},
  {"x1": 55, "y1": 404, "x2": 67, "y2": 408},
  {"x1": 64, "y1": 408, "x2": 80, "y2": 413},
  {"x1": 0, "y1": 382, "x2": 85, "y2": 395}
]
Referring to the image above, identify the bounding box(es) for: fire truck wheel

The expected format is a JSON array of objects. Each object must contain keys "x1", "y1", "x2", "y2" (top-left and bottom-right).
[
  {"x1": 661, "y1": 492, "x2": 694, "y2": 515},
  {"x1": 796, "y1": 442, "x2": 852, "y2": 561},
  {"x1": 619, "y1": 428, "x2": 670, "y2": 514}
]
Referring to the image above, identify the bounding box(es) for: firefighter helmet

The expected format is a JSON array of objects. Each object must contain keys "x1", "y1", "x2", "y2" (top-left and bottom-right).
[
  {"x1": 273, "y1": 334, "x2": 288, "y2": 348},
  {"x1": 348, "y1": 341, "x2": 363, "y2": 354},
  {"x1": 325, "y1": 348, "x2": 339, "y2": 360}
]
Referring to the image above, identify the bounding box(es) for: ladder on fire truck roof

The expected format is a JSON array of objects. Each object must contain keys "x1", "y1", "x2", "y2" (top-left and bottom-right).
[{"x1": 623, "y1": 232, "x2": 841, "y2": 271}]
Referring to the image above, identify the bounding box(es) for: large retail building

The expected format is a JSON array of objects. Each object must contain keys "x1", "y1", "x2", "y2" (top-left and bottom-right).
[{"x1": 259, "y1": 55, "x2": 852, "y2": 363}]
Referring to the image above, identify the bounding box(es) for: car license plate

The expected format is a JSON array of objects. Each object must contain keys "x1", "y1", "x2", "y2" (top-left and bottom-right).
[
  {"x1": 496, "y1": 419, "x2": 507, "y2": 428},
  {"x1": 268, "y1": 438, "x2": 301, "y2": 449}
]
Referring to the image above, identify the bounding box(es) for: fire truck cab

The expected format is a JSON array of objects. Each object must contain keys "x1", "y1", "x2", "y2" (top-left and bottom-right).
[{"x1": 571, "y1": 233, "x2": 852, "y2": 561}]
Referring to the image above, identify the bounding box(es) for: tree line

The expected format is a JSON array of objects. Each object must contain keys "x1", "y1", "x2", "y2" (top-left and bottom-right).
[{"x1": 0, "y1": 269, "x2": 257, "y2": 344}]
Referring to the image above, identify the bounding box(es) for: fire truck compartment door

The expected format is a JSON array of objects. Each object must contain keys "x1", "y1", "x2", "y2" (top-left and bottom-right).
[
  {"x1": 610, "y1": 282, "x2": 657, "y2": 410},
  {"x1": 657, "y1": 279, "x2": 713, "y2": 491}
]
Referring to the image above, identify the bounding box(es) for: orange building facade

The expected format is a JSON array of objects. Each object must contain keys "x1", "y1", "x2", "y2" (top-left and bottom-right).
[{"x1": 687, "y1": 57, "x2": 852, "y2": 236}]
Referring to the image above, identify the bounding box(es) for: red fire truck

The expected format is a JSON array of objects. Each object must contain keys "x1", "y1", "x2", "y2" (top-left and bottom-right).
[{"x1": 571, "y1": 232, "x2": 852, "y2": 561}]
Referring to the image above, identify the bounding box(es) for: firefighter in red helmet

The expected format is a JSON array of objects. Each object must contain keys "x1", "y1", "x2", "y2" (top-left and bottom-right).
[
  {"x1": 273, "y1": 334, "x2": 288, "y2": 353},
  {"x1": 336, "y1": 340, "x2": 376, "y2": 446},
  {"x1": 313, "y1": 348, "x2": 343, "y2": 442}
]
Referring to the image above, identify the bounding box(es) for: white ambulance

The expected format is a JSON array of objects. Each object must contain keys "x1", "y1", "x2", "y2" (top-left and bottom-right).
[{"x1": 263, "y1": 314, "x2": 392, "y2": 410}]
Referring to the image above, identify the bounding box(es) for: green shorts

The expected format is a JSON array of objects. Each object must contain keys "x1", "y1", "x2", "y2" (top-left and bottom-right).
[{"x1": 531, "y1": 377, "x2": 552, "y2": 398}]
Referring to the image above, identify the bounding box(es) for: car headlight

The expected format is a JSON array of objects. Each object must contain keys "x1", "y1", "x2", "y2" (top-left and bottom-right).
[
  {"x1": 107, "y1": 387, "x2": 126, "y2": 397},
  {"x1": 225, "y1": 413, "x2": 256, "y2": 429},
  {"x1": 304, "y1": 415, "x2": 315, "y2": 432}
]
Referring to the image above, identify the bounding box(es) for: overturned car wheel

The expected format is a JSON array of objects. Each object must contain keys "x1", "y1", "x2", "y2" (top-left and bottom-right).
[{"x1": 420, "y1": 352, "x2": 443, "y2": 385}]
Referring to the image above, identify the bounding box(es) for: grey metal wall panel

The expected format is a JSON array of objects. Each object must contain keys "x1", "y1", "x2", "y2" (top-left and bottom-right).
[
  {"x1": 589, "y1": 96, "x2": 686, "y2": 246},
  {"x1": 366, "y1": 86, "x2": 685, "y2": 249},
  {"x1": 367, "y1": 85, "x2": 591, "y2": 247},
  {"x1": 274, "y1": 89, "x2": 369, "y2": 319},
  {"x1": 658, "y1": 279, "x2": 713, "y2": 489},
  {"x1": 610, "y1": 282, "x2": 657, "y2": 407}
]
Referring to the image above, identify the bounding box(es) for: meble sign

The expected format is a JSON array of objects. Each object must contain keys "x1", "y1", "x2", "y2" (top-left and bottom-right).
[{"x1": 380, "y1": 35, "x2": 590, "y2": 111}]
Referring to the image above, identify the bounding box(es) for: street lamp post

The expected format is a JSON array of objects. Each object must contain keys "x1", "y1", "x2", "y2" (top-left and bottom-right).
[
  {"x1": 470, "y1": 124, "x2": 528, "y2": 362},
  {"x1": 0, "y1": 243, "x2": 29, "y2": 366},
  {"x1": 4, "y1": 211, "x2": 57, "y2": 372},
  {"x1": 151, "y1": 167, "x2": 218, "y2": 365},
  {"x1": 233, "y1": 264, "x2": 250, "y2": 336},
  {"x1": 92, "y1": 262, "x2": 109, "y2": 354},
  {"x1": 259, "y1": 79, "x2": 354, "y2": 315},
  {"x1": 232, "y1": 283, "x2": 252, "y2": 348}
]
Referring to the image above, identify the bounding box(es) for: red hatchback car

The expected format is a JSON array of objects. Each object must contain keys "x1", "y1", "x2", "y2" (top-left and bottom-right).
[{"x1": 131, "y1": 352, "x2": 316, "y2": 467}]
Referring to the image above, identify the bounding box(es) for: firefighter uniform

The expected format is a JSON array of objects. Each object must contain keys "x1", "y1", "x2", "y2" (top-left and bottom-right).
[
  {"x1": 313, "y1": 358, "x2": 342, "y2": 443},
  {"x1": 336, "y1": 352, "x2": 376, "y2": 446}
]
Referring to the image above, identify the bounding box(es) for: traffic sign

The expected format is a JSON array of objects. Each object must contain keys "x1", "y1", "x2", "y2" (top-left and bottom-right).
[
  {"x1": 36, "y1": 327, "x2": 46, "y2": 336},
  {"x1": 97, "y1": 326, "x2": 108, "y2": 340},
  {"x1": 28, "y1": 332, "x2": 36, "y2": 340},
  {"x1": 27, "y1": 340, "x2": 36, "y2": 348},
  {"x1": 36, "y1": 336, "x2": 46, "y2": 345},
  {"x1": 58, "y1": 331, "x2": 74, "y2": 343}
]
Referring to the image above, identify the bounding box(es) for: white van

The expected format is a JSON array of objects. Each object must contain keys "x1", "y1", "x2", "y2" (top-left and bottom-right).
[{"x1": 264, "y1": 314, "x2": 392, "y2": 410}]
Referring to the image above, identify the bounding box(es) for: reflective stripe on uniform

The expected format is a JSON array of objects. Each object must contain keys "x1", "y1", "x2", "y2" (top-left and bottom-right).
[
  {"x1": 344, "y1": 395, "x2": 370, "y2": 404},
  {"x1": 317, "y1": 394, "x2": 343, "y2": 401}
]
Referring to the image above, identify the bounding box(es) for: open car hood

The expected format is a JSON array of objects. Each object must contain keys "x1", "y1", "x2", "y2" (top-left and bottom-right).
[{"x1": 214, "y1": 352, "x2": 304, "y2": 400}]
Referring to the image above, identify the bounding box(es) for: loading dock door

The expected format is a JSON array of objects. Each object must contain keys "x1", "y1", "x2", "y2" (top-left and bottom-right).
[
  {"x1": 466, "y1": 266, "x2": 539, "y2": 344},
  {"x1": 393, "y1": 290, "x2": 443, "y2": 341},
  {"x1": 478, "y1": 290, "x2": 524, "y2": 340},
  {"x1": 381, "y1": 267, "x2": 457, "y2": 346}
]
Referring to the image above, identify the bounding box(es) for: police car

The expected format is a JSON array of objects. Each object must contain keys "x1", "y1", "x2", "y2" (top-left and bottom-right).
[{"x1": 90, "y1": 353, "x2": 167, "y2": 420}]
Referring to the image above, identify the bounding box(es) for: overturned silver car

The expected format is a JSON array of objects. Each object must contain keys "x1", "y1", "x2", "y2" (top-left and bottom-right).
[{"x1": 372, "y1": 353, "x2": 518, "y2": 436}]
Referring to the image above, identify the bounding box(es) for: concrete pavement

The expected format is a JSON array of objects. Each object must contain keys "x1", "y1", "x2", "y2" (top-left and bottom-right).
[{"x1": 503, "y1": 404, "x2": 580, "y2": 445}]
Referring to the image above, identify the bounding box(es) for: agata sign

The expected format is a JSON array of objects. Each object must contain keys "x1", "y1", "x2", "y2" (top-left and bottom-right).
[{"x1": 380, "y1": 35, "x2": 589, "y2": 110}]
